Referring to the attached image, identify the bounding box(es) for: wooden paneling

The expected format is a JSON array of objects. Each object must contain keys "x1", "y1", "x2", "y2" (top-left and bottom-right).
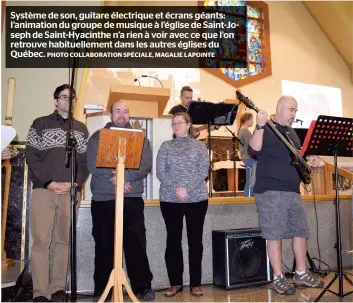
[{"x1": 80, "y1": 194, "x2": 352, "y2": 207}]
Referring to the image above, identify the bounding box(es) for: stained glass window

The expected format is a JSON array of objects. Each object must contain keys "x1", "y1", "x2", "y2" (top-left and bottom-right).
[{"x1": 203, "y1": 0, "x2": 267, "y2": 82}]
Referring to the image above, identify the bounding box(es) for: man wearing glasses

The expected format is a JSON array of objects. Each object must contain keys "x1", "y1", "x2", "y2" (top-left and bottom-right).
[{"x1": 25, "y1": 84, "x2": 89, "y2": 302}]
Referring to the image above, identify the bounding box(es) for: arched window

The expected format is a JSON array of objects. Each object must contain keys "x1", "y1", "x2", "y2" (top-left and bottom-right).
[{"x1": 203, "y1": 1, "x2": 271, "y2": 87}]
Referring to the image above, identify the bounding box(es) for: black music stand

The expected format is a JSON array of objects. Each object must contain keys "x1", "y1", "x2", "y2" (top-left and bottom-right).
[
  {"x1": 301, "y1": 115, "x2": 353, "y2": 301},
  {"x1": 187, "y1": 101, "x2": 238, "y2": 197},
  {"x1": 224, "y1": 126, "x2": 243, "y2": 197}
]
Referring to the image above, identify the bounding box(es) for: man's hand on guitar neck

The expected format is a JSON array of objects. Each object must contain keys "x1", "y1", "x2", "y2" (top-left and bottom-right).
[
  {"x1": 249, "y1": 110, "x2": 268, "y2": 151},
  {"x1": 256, "y1": 110, "x2": 268, "y2": 127}
]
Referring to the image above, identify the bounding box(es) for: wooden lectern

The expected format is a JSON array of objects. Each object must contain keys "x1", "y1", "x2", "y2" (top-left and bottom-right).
[
  {"x1": 97, "y1": 128, "x2": 145, "y2": 303},
  {"x1": 108, "y1": 84, "x2": 170, "y2": 118}
]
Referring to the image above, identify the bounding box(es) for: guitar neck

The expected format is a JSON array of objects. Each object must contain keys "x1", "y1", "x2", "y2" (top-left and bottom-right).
[
  {"x1": 236, "y1": 91, "x2": 310, "y2": 171},
  {"x1": 253, "y1": 105, "x2": 306, "y2": 165},
  {"x1": 195, "y1": 124, "x2": 217, "y2": 132}
]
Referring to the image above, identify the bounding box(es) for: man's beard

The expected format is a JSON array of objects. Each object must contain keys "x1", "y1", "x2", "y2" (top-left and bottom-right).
[{"x1": 114, "y1": 119, "x2": 127, "y2": 127}]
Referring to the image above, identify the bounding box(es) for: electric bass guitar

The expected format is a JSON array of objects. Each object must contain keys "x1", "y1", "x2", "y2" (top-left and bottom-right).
[{"x1": 236, "y1": 91, "x2": 312, "y2": 184}]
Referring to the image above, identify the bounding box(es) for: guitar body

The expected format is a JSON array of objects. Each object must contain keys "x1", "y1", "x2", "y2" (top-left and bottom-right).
[
  {"x1": 283, "y1": 132, "x2": 312, "y2": 185},
  {"x1": 291, "y1": 155, "x2": 312, "y2": 184}
]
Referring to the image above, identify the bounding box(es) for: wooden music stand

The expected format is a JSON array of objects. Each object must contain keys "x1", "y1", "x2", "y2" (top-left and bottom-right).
[
  {"x1": 1, "y1": 160, "x2": 15, "y2": 270},
  {"x1": 1, "y1": 125, "x2": 17, "y2": 270},
  {"x1": 96, "y1": 128, "x2": 145, "y2": 303}
]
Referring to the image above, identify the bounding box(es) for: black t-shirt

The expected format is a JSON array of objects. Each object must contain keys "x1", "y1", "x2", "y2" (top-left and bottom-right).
[
  {"x1": 248, "y1": 123, "x2": 302, "y2": 194},
  {"x1": 169, "y1": 104, "x2": 187, "y2": 115}
]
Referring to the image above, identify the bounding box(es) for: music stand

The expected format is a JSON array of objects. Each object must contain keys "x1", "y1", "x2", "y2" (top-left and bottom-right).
[
  {"x1": 187, "y1": 101, "x2": 238, "y2": 197},
  {"x1": 1, "y1": 125, "x2": 16, "y2": 270},
  {"x1": 301, "y1": 115, "x2": 353, "y2": 301},
  {"x1": 223, "y1": 126, "x2": 243, "y2": 197},
  {"x1": 96, "y1": 128, "x2": 145, "y2": 303}
]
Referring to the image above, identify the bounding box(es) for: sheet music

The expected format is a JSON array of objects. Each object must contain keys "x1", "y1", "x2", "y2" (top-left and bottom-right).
[
  {"x1": 110, "y1": 127, "x2": 143, "y2": 132},
  {"x1": 1, "y1": 125, "x2": 16, "y2": 151}
]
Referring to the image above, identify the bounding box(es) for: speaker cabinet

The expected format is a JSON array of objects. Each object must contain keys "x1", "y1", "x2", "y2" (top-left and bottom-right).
[{"x1": 212, "y1": 228, "x2": 272, "y2": 289}]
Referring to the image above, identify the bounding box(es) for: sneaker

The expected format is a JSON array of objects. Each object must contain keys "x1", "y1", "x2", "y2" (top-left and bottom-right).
[
  {"x1": 136, "y1": 289, "x2": 155, "y2": 301},
  {"x1": 273, "y1": 276, "x2": 296, "y2": 295},
  {"x1": 293, "y1": 270, "x2": 325, "y2": 288}
]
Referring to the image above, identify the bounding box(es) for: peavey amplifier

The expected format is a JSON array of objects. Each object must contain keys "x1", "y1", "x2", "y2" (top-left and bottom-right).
[{"x1": 212, "y1": 228, "x2": 272, "y2": 289}]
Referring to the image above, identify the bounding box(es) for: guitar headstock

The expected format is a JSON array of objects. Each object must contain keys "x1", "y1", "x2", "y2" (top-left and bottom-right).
[{"x1": 236, "y1": 91, "x2": 258, "y2": 112}]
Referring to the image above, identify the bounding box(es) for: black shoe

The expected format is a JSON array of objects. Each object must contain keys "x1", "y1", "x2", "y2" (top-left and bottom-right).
[
  {"x1": 136, "y1": 289, "x2": 155, "y2": 301},
  {"x1": 164, "y1": 285, "x2": 183, "y2": 297},
  {"x1": 33, "y1": 296, "x2": 51, "y2": 302},
  {"x1": 189, "y1": 286, "x2": 204, "y2": 297},
  {"x1": 51, "y1": 290, "x2": 66, "y2": 302}
]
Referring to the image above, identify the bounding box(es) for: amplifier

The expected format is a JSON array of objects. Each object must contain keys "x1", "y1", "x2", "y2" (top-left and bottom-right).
[{"x1": 212, "y1": 228, "x2": 272, "y2": 289}]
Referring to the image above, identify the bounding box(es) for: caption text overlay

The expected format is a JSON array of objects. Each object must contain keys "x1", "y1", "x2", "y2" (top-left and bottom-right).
[{"x1": 6, "y1": 6, "x2": 247, "y2": 68}]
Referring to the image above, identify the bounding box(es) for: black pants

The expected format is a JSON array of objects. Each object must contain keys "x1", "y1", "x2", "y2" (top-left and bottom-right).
[
  {"x1": 91, "y1": 197, "x2": 153, "y2": 296},
  {"x1": 160, "y1": 200, "x2": 208, "y2": 287}
]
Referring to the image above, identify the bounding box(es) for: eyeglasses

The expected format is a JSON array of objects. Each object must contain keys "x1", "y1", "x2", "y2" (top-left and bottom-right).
[
  {"x1": 171, "y1": 122, "x2": 187, "y2": 127},
  {"x1": 57, "y1": 95, "x2": 77, "y2": 101}
]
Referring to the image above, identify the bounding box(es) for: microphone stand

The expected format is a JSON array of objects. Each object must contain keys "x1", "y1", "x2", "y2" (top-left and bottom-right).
[
  {"x1": 65, "y1": 37, "x2": 79, "y2": 303},
  {"x1": 224, "y1": 126, "x2": 243, "y2": 197},
  {"x1": 134, "y1": 78, "x2": 141, "y2": 86},
  {"x1": 141, "y1": 75, "x2": 163, "y2": 87},
  {"x1": 294, "y1": 119, "x2": 303, "y2": 128}
]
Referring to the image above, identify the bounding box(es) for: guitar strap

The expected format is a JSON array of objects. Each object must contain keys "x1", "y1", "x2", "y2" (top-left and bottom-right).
[
  {"x1": 273, "y1": 123, "x2": 298, "y2": 150},
  {"x1": 284, "y1": 132, "x2": 296, "y2": 148}
]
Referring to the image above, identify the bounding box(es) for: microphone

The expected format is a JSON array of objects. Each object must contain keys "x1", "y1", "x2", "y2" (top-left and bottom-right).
[
  {"x1": 296, "y1": 118, "x2": 304, "y2": 123},
  {"x1": 141, "y1": 75, "x2": 163, "y2": 88},
  {"x1": 134, "y1": 78, "x2": 141, "y2": 86}
]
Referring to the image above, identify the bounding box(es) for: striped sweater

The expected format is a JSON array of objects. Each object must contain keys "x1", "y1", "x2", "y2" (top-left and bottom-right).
[{"x1": 156, "y1": 136, "x2": 209, "y2": 203}]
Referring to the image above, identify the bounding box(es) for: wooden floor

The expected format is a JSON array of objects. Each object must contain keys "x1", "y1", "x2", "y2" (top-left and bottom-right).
[{"x1": 78, "y1": 270, "x2": 353, "y2": 302}]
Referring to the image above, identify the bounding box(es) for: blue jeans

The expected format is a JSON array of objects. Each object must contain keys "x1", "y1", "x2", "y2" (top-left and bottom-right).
[{"x1": 243, "y1": 159, "x2": 257, "y2": 197}]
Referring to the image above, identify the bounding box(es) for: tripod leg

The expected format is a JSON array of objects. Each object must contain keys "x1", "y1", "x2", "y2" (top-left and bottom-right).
[
  {"x1": 343, "y1": 273, "x2": 353, "y2": 285},
  {"x1": 98, "y1": 270, "x2": 114, "y2": 302},
  {"x1": 342, "y1": 274, "x2": 353, "y2": 297},
  {"x1": 118, "y1": 268, "x2": 139, "y2": 302},
  {"x1": 314, "y1": 274, "x2": 337, "y2": 302}
]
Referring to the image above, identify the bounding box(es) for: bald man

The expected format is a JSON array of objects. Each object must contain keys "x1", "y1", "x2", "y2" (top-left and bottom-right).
[
  {"x1": 248, "y1": 96, "x2": 324, "y2": 295},
  {"x1": 87, "y1": 101, "x2": 154, "y2": 301}
]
